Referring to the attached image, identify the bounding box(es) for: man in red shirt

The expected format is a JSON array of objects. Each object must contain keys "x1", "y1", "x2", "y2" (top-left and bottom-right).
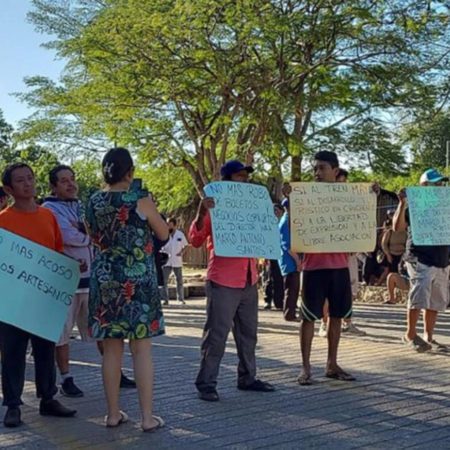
[
  {"x1": 0, "y1": 163, "x2": 76, "y2": 428},
  {"x1": 190, "y1": 160, "x2": 275, "y2": 402}
]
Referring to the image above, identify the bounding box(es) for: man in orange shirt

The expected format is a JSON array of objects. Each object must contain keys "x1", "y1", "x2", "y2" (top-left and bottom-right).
[
  {"x1": 0, "y1": 163, "x2": 76, "y2": 428},
  {"x1": 190, "y1": 160, "x2": 275, "y2": 402}
]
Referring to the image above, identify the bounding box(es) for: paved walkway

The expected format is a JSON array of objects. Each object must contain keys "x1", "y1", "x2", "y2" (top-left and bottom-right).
[{"x1": 2, "y1": 299, "x2": 450, "y2": 449}]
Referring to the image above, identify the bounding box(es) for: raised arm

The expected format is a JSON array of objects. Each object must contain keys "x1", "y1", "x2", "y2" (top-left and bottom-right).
[
  {"x1": 137, "y1": 196, "x2": 169, "y2": 241},
  {"x1": 392, "y1": 189, "x2": 407, "y2": 232}
]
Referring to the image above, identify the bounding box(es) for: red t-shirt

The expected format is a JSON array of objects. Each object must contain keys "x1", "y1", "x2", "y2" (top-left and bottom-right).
[{"x1": 302, "y1": 253, "x2": 348, "y2": 271}]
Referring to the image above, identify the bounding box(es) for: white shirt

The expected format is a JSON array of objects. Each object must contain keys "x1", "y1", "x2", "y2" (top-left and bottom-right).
[{"x1": 161, "y1": 229, "x2": 188, "y2": 268}]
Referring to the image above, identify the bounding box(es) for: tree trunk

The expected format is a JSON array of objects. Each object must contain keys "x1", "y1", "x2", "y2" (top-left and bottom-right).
[{"x1": 291, "y1": 155, "x2": 302, "y2": 181}]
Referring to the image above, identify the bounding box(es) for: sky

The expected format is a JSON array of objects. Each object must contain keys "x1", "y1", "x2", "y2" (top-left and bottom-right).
[{"x1": 0, "y1": 0, "x2": 65, "y2": 127}]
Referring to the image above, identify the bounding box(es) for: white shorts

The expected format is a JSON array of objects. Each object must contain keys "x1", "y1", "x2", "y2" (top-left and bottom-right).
[
  {"x1": 57, "y1": 292, "x2": 92, "y2": 346},
  {"x1": 405, "y1": 262, "x2": 450, "y2": 312}
]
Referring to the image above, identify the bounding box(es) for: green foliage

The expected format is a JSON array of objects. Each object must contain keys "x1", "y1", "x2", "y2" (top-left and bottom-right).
[
  {"x1": 71, "y1": 157, "x2": 103, "y2": 203},
  {"x1": 17, "y1": 0, "x2": 449, "y2": 203},
  {"x1": 134, "y1": 163, "x2": 196, "y2": 213},
  {"x1": 405, "y1": 112, "x2": 450, "y2": 170},
  {"x1": 344, "y1": 118, "x2": 407, "y2": 176}
]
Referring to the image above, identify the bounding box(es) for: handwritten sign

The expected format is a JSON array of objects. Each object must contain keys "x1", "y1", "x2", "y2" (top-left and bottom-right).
[
  {"x1": 406, "y1": 186, "x2": 450, "y2": 245},
  {"x1": 203, "y1": 182, "x2": 281, "y2": 259},
  {"x1": 290, "y1": 182, "x2": 377, "y2": 253},
  {"x1": 0, "y1": 229, "x2": 80, "y2": 342}
]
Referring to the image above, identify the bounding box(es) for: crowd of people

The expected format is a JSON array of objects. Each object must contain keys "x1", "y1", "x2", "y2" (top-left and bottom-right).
[{"x1": 0, "y1": 149, "x2": 448, "y2": 432}]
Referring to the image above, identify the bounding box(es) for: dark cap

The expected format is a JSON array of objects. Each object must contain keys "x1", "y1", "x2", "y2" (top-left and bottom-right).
[{"x1": 220, "y1": 160, "x2": 254, "y2": 178}]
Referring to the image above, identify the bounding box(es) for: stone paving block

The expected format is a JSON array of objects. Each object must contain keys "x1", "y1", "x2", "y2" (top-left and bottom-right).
[{"x1": 2, "y1": 300, "x2": 450, "y2": 449}]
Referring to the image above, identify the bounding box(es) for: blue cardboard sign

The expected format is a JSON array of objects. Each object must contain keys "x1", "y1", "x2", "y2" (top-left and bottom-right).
[
  {"x1": 0, "y1": 229, "x2": 80, "y2": 342},
  {"x1": 203, "y1": 182, "x2": 281, "y2": 259}
]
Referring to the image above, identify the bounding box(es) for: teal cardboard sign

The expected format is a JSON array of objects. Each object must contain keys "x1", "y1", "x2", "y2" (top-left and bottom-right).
[
  {"x1": 0, "y1": 229, "x2": 80, "y2": 342},
  {"x1": 406, "y1": 186, "x2": 450, "y2": 245},
  {"x1": 203, "y1": 182, "x2": 281, "y2": 259}
]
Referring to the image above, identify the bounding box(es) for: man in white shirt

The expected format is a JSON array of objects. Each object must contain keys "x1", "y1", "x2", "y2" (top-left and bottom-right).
[{"x1": 161, "y1": 218, "x2": 189, "y2": 305}]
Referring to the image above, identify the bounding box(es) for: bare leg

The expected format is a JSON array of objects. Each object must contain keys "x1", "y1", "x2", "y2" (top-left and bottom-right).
[
  {"x1": 129, "y1": 338, "x2": 159, "y2": 430},
  {"x1": 322, "y1": 301, "x2": 329, "y2": 327},
  {"x1": 326, "y1": 317, "x2": 342, "y2": 372},
  {"x1": 299, "y1": 320, "x2": 315, "y2": 379},
  {"x1": 387, "y1": 273, "x2": 397, "y2": 302},
  {"x1": 423, "y1": 309, "x2": 438, "y2": 342},
  {"x1": 406, "y1": 309, "x2": 421, "y2": 341},
  {"x1": 55, "y1": 344, "x2": 69, "y2": 375},
  {"x1": 102, "y1": 339, "x2": 123, "y2": 425}
]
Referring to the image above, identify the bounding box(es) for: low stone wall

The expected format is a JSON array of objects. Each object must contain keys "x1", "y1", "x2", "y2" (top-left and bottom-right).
[{"x1": 355, "y1": 284, "x2": 407, "y2": 304}]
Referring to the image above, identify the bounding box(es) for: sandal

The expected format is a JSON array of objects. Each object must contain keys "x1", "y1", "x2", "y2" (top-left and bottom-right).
[
  {"x1": 325, "y1": 370, "x2": 356, "y2": 381},
  {"x1": 297, "y1": 373, "x2": 313, "y2": 386},
  {"x1": 142, "y1": 415, "x2": 165, "y2": 433},
  {"x1": 402, "y1": 335, "x2": 431, "y2": 353},
  {"x1": 105, "y1": 410, "x2": 128, "y2": 428}
]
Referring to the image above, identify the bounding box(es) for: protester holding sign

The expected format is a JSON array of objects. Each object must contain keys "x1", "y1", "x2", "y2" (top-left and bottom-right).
[
  {"x1": 393, "y1": 169, "x2": 450, "y2": 353},
  {"x1": 0, "y1": 163, "x2": 76, "y2": 428},
  {"x1": 189, "y1": 160, "x2": 275, "y2": 402},
  {"x1": 296, "y1": 151, "x2": 356, "y2": 385},
  {"x1": 86, "y1": 148, "x2": 168, "y2": 431}
]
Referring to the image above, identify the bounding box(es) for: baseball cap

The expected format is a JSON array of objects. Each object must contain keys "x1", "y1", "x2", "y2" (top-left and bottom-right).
[
  {"x1": 419, "y1": 169, "x2": 449, "y2": 184},
  {"x1": 220, "y1": 160, "x2": 254, "y2": 178}
]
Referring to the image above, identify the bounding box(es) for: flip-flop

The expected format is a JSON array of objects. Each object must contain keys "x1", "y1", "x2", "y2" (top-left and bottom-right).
[
  {"x1": 142, "y1": 415, "x2": 165, "y2": 433},
  {"x1": 325, "y1": 371, "x2": 356, "y2": 381},
  {"x1": 297, "y1": 373, "x2": 313, "y2": 386},
  {"x1": 383, "y1": 300, "x2": 396, "y2": 305},
  {"x1": 105, "y1": 410, "x2": 128, "y2": 428}
]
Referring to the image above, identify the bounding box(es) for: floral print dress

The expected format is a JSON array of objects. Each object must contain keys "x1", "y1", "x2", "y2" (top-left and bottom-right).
[{"x1": 86, "y1": 190, "x2": 165, "y2": 340}]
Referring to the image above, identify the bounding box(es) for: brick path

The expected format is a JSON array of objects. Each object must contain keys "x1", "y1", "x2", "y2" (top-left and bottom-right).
[{"x1": 2, "y1": 299, "x2": 450, "y2": 449}]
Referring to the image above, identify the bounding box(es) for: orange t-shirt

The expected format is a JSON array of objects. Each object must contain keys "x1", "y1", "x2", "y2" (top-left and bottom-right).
[{"x1": 0, "y1": 206, "x2": 64, "y2": 252}]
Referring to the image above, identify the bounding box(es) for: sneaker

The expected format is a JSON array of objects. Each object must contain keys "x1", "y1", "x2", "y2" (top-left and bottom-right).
[
  {"x1": 318, "y1": 321, "x2": 327, "y2": 337},
  {"x1": 39, "y1": 399, "x2": 76, "y2": 417},
  {"x1": 263, "y1": 304, "x2": 272, "y2": 310},
  {"x1": 3, "y1": 407, "x2": 21, "y2": 428},
  {"x1": 198, "y1": 390, "x2": 220, "y2": 402},
  {"x1": 342, "y1": 322, "x2": 366, "y2": 336},
  {"x1": 178, "y1": 299, "x2": 186, "y2": 305},
  {"x1": 402, "y1": 335, "x2": 432, "y2": 353},
  {"x1": 162, "y1": 300, "x2": 169, "y2": 306},
  {"x1": 60, "y1": 377, "x2": 84, "y2": 398},
  {"x1": 120, "y1": 372, "x2": 137, "y2": 388}
]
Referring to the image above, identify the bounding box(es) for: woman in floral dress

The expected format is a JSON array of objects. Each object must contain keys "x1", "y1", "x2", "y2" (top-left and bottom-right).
[{"x1": 86, "y1": 147, "x2": 168, "y2": 431}]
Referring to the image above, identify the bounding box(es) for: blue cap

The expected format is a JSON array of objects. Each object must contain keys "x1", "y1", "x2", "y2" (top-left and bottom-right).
[
  {"x1": 220, "y1": 160, "x2": 254, "y2": 178},
  {"x1": 420, "y1": 169, "x2": 448, "y2": 184}
]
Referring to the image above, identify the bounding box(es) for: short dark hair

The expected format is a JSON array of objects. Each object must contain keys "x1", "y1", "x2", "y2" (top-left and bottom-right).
[
  {"x1": 102, "y1": 147, "x2": 134, "y2": 184},
  {"x1": 314, "y1": 151, "x2": 339, "y2": 168},
  {"x1": 2, "y1": 163, "x2": 34, "y2": 187},
  {"x1": 337, "y1": 168, "x2": 349, "y2": 179},
  {"x1": 168, "y1": 217, "x2": 177, "y2": 226},
  {"x1": 49, "y1": 165, "x2": 75, "y2": 186}
]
